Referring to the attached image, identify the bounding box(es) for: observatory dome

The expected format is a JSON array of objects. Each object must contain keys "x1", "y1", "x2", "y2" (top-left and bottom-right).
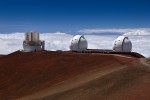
[
  {"x1": 112, "y1": 36, "x2": 132, "y2": 52},
  {"x1": 70, "y1": 35, "x2": 88, "y2": 51},
  {"x1": 23, "y1": 32, "x2": 45, "y2": 52}
]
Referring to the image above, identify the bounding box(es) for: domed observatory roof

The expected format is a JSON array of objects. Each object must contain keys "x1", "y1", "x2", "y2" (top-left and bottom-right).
[
  {"x1": 70, "y1": 35, "x2": 88, "y2": 51},
  {"x1": 23, "y1": 32, "x2": 45, "y2": 52},
  {"x1": 112, "y1": 36, "x2": 132, "y2": 52}
]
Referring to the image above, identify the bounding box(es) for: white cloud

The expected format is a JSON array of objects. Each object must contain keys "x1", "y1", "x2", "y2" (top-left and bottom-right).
[
  {"x1": 128, "y1": 36, "x2": 150, "y2": 58},
  {"x1": 0, "y1": 32, "x2": 150, "y2": 58},
  {"x1": 79, "y1": 28, "x2": 150, "y2": 35},
  {"x1": 85, "y1": 35, "x2": 117, "y2": 49},
  {"x1": 40, "y1": 32, "x2": 72, "y2": 51},
  {"x1": 124, "y1": 29, "x2": 150, "y2": 35}
]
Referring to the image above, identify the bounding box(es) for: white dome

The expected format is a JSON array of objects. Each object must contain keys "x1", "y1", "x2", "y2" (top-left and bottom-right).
[
  {"x1": 112, "y1": 36, "x2": 132, "y2": 52},
  {"x1": 70, "y1": 35, "x2": 88, "y2": 51}
]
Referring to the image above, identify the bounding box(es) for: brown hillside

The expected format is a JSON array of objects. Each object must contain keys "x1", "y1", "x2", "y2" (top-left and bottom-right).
[{"x1": 0, "y1": 51, "x2": 149, "y2": 100}]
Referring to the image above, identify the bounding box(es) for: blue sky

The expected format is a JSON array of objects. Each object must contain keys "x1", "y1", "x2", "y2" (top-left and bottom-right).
[{"x1": 0, "y1": 0, "x2": 150, "y2": 33}]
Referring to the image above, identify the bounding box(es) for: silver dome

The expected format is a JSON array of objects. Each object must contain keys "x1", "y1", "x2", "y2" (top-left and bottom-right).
[
  {"x1": 70, "y1": 35, "x2": 88, "y2": 51},
  {"x1": 112, "y1": 36, "x2": 132, "y2": 52}
]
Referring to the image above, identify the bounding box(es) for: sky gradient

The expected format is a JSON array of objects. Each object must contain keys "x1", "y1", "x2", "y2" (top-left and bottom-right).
[{"x1": 0, "y1": 0, "x2": 150, "y2": 33}]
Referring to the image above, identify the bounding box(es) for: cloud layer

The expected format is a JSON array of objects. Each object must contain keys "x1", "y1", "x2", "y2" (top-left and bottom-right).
[
  {"x1": 0, "y1": 32, "x2": 150, "y2": 58},
  {"x1": 79, "y1": 28, "x2": 150, "y2": 35}
]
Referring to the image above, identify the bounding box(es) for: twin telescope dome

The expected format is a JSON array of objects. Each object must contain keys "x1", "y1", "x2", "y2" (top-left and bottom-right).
[
  {"x1": 112, "y1": 36, "x2": 132, "y2": 52},
  {"x1": 70, "y1": 35, "x2": 132, "y2": 52},
  {"x1": 70, "y1": 35, "x2": 88, "y2": 51}
]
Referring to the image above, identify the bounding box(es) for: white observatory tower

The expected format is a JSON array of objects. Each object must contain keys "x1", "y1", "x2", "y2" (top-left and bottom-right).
[
  {"x1": 112, "y1": 36, "x2": 132, "y2": 52},
  {"x1": 70, "y1": 35, "x2": 88, "y2": 51},
  {"x1": 23, "y1": 32, "x2": 45, "y2": 52}
]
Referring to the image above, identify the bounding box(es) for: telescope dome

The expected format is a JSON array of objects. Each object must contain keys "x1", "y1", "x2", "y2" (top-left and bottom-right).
[
  {"x1": 112, "y1": 36, "x2": 132, "y2": 52},
  {"x1": 23, "y1": 32, "x2": 45, "y2": 52},
  {"x1": 70, "y1": 35, "x2": 88, "y2": 51}
]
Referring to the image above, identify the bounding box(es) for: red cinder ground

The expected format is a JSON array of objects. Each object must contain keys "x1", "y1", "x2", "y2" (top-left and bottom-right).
[{"x1": 0, "y1": 51, "x2": 149, "y2": 100}]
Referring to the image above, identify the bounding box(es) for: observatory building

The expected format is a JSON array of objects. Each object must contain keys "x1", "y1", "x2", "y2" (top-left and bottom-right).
[
  {"x1": 23, "y1": 32, "x2": 45, "y2": 52},
  {"x1": 112, "y1": 36, "x2": 132, "y2": 52},
  {"x1": 70, "y1": 35, "x2": 88, "y2": 51}
]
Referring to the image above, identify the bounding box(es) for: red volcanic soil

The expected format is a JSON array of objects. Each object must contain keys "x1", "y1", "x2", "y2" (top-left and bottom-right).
[{"x1": 0, "y1": 51, "x2": 149, "y2": 100}]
